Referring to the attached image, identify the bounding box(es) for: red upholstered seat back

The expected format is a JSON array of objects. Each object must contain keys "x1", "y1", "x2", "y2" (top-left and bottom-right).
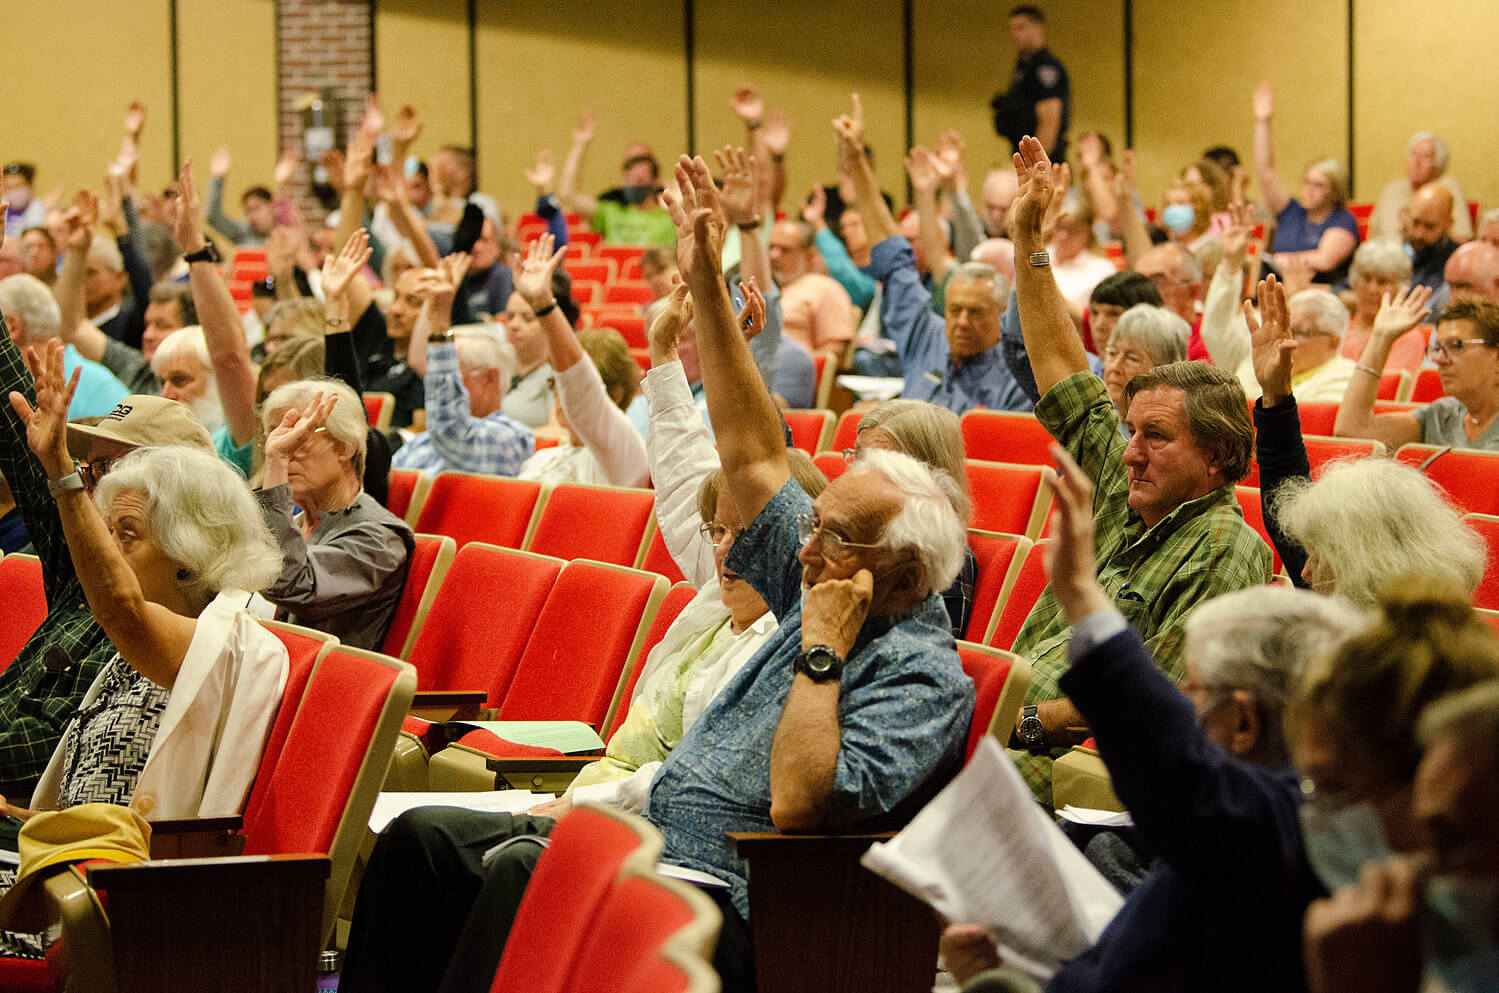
[
  {"x1": 241, "y1": 623, "x2": 327, "y2": 829},
  {"x1": 782, "y1": 410, "x2": 833, "y2": 454},
  {"x1": 561, "y1": 875, "x2": 703, "y2": 991},
  {"x1": 604, "y1": 582, "x2": 697, "y2": 739},
  {"x1": 639, "y1": 528, "x2": 688, "y2": 585},
  {"x1": 967, "y1": 461, "x2": 1046, "y2": 535},
  {"x1": 1465, "y1": 514, "x2": 1499, "y2": 610},
  {"x1": 489, "y1": 807, "x2": 659, "y2": 992},
  {"x1": 385, "y1": 468, "x2": 421, "y2": 520},
  {"x1": 526, "y1": 483, "x2": 656, "y2": 566},
  {"x1": 1410, "y1": 367, "x2": 1446, "y2": 403},
  {"x1": 241, "y1": 648, "x2": 403, "y2": 856},
  {"x1": 987, "y1": 539, "x2": 1051, "y2": 651},
  {"x1": 960, "y1": 410, "x2": 1056, "y2": 465},
  {"x1": 407, "y1": 544, "x2": 562, "y2": 706},
  {"x1": 1233, "y1": 487, "x2": 1282, "y2": 575},
  {"x1": 498, "y1": 561, "x2": 660, "y2": 725},
  {"x1": 0, "y1": 555, "x2": 45, "y2": 675},
  {"x1": 813, "y1": 451, "x2": 848, "y2": 481},
  {"x1": 965, "y1": 532, "x2": 1026, "y2": 643},
  {"x1": 831, "y1": 409, "x2": 862, "y2": 454},
  {"x1": 957, "y1": 643, "x2": 1015, "y2": 761},
  {"x1": 1396, "y1": 445, "x2": 1499, "y2": 517},
  {"x1": 455, "y1": 728, "x2": 563, "y2": 758},
  {"x1": 415, "y1": 473, "x2": 543, "y2": 549},
  {"x1": 380, "y1": 534, "x2": 454, "y2": 658}
]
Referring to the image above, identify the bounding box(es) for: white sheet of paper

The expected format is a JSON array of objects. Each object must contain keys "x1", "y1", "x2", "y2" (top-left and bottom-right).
[
  {"x1": 455, "y1": 721, "x2": 606, "y2": 753},
  {"x1": 1057, "y1": 805, "x2": 1134, "y2": 828},
  {"x1": 656, "y1": 863, "x2": 730, "y2": 889},
  {"x1": 861, "y1": 738, "x2": 1123, "y2": 979},
  {"x1": 835, "y1": 375, "x2": 905, "y2": 401},
  {"x1": 369, "y1": 790, "x2": 544, "y2": 834}
]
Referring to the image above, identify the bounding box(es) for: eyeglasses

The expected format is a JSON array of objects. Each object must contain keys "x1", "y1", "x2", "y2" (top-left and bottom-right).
[
  {"x1": 1427, "y1": 338, "x2": 1494, "y2": 362},
  {"x1": 697, "y1": 522, "x2": 742, "y2": 547},
  {"x1": 1290, "y1": 327, "x2": 1335, "y2": 341},
  {"x1": 77, "y1": 457, "x2": 118, "y2": 491},
  {"x1": 795, "y1": 514, "x2": 884, "y2": 559},
  {"x1": 840, "y1": 447, "x2": 858, "y2": 464}
]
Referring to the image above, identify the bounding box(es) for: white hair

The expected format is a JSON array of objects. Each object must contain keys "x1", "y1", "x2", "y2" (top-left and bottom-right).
[
  {"x1": 0, "y1": 274, "x2": 61, "y2": 339},
  {"x1": 1276, "y1": 457, "x2": 1485, "y2": 607},
  {"x1": 149, "y1": 325, "x2": 212, "y2": 376},
  {"x1": 1288, "y1": 289, "x2": 1350, "y2": 341},
  {"x1": 1350, "y1": 239, "x2": 1413, "y2": 285},
  {"x1": 261, "y1": 377, "x2": 368, "y2": 477},
  {"x1": 454, "y1": 327, "x2": 517, "y2": 384},
  {"x1": 1111, "y1": 304, "x2": 1189, "y2": 366},
  {"x1": 848, "y1": 448, "x2": 966, "y2": 593},
  {"x1": 94, "y1": 446, "x2": 282, "y2": 600},
  {"x1": 1408, "y1": 130, "x2": 1451, "y2": 175},
  {"x1": 948, "y1": 261, "x2": 1010, "y2": 307},
  {"x1": 88, "y1": 235, "x2": 123, "y2": 273}
]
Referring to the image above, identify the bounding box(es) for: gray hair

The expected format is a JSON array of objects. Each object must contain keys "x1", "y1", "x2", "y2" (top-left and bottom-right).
[
  {"x1": 261, "y1": 377, "x2": 368, "y2": 479},
  {"x1": 858, "y1": 399, "x2": 972, "y2": 520},
  {"x1": 1276, "y1": 457, "x2": 1485, "y2": 607},
  {"x1": 1408, "y1": 131, "x2": 1451, "y2": 175},
  {"x1": 454, "y1": 327, "x2": 518, "y2": 385},
  {"x1": 0, "y1": 274, "x2": 61, "y2": 338},
  {"x1": 1186, "y1": 585, "x2": 1366, "y2": 764},
  {"x1": 149, "y1": 325, "x2": 213, "y2": 377},
  {"x1": 1351, "y1": 239, "x2": 1413, "y2": 286},
  {"x1": 88, "y1": 235, "x2": 123, "y2": 273},
  {"x1": 266, "y1": 298, "x2": 326, "y2": 341},
  {"x1": 1288, "y1": 289, "x2": 1349, "y2": 341},
  {"x1": 1418, "y1": 682, "x2": 1499, "y2": 762},
  {"x1": 849, "y1": 448, "x2": 966, "y2": 593},
  {"x1": 94, "y1": 446, "x2": 282, "y2": 600},
  {"x1": 948, "y1": 261, "x2": 1009, "y2": 307},
  {"x1": 1110, "y1": 304, "x2": 1189, "y2": 367}
]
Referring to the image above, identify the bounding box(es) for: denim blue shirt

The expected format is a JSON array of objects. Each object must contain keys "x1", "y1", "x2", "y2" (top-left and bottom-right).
[
  {"x1": 1000, "y1": 288, "x2": 1106, "y2": 405},
  {"x1": 391, "y1": 342, "x2": 533, "y2": 475},
  {"x1": 866, "y1": 236, "x2": 1030, "y2": 414},
  {"x1": 644, "y1": 479, "x2": 974, "y2": 920}
]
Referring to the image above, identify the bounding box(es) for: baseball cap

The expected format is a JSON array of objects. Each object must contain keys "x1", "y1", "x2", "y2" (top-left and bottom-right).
[
  {"x1": 66, "y1": 396, "x2": 216, "y2": 461},
  {"x1": 0, "y1": 803, "x2": 151, "y2": 931}
]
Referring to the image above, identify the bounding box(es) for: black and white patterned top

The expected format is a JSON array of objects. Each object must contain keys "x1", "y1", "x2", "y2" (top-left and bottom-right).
[{"x1": 56, "y1": 654, "x2": 169, "y2": 809}]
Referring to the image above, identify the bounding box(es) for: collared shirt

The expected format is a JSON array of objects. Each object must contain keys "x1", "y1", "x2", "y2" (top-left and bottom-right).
[
  {"x1": 501, "y1": 362, "x2": 553, "y2": 428},
  {"x1": 100, "y1": 337, "x2": 158, "y2": 395},
  {"x1": 391, "y1": 342, "x2": 533, "y2": 477},
  {"x1": 0, "y1": 318, "x2": 117, "y2": 797},
  {"x1": 1008, "y1": 372, "x2": 1271, "y2": 804},
  {"x1": 866, "y1": 236, "x2": 1031, "y2": 415},
  {"x1": 644, "y1": 480, "x2": 973, "y2": 920},
  {"x1": 62, "y1": 344, "x2": 130, "y2": 419}
]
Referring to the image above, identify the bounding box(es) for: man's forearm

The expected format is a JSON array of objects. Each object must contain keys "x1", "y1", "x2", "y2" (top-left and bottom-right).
[
  {"x1": 1034, "y1": 697, "x2": 1091, "y2": 748},
  {"x1": 849, "y1": 151, "x2": 897, "y2": 243},
  {"x1": 558, "y1": 142, "x2": 596, "y2": 218},
  {"x1": 1013, "y1": 220, "x2": 1089, "y2": 392},
  {"x1": 769, "y1": 676, "x2": 842, "y2": 832},
  {"x1": 191, "y1": 262, "x2": 258, "y2": 445},
  {"x1": 915, "y1": 189, "x2": 953, "y2": 284},
  {"x1": 56, "y1": 248, "x2": 108, "y2": 363}
]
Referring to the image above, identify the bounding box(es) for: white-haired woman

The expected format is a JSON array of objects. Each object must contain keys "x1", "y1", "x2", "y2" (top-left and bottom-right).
[
  {"x1": 0, "y1": 340, "x2": 289, "y2": 955},
  {"x1": 1101, "y1": 304, "x2": 1189, "y2": 413},
  {"x1": 1368, "y1": 130, "x2": 1472, "y2": 243},
  {"x1": 1342, "y1": 239, "x2": 1427, "y2": 373},
  {"x1": 256, "y1": 378, "x2": 414, "y2": 649}
]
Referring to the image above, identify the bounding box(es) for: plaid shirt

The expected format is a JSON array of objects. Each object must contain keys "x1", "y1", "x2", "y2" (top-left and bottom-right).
[
  {"x1": 390, "y1": 342, "x2": 533, "y2": 476},
  {"x1": 0, "y1": 318, "x2": 116, "y2": 798},
  {"x1": 1009, "y1": 372, "x2": 1272, "y2": 804}
]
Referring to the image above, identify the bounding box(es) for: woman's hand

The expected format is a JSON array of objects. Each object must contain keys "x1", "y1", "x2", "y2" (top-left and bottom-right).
[
  {"x1": 736, "y1": 277, "x2": 766, "y2": 341},
  {"x1": 321, "y1": 228, "x2": 372, "y2": 323},
  {"x1": 939, "y1": 924, "x2": 1002, "y2": 985},
  {"x1": 264, "y1": 391, "x2": 337, "y2": 469},
  {"x1": 1043, "y1": 443, "x2": 1111, "y2": 627},
  {"x1": 1372, "y1": 284, "x2": 1433, "y2": 343},
  {"x1": 802, "y1": 185, "x2": 827, "y2": 230},
  {"x1": 9, "y1": 340, "x2": 82, "y2": 479},
  {"x1": 714, "y1": 145, "x2": 760, "y2": 228},
  {"x1": 515, "y1": 234, "x2": 568, "y2": 311},
  {"x1": 172, "y1": 159, "x2": 206, "y2": 254},
  {"x1": 647, "y1": 281, "x2": 692, "y2": 366},
  {"x1": 1246, "y1": 273, "x2": 1297, "y2": 405}
]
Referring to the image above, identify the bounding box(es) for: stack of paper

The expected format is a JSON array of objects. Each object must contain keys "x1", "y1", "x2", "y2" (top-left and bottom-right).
[
  {"x1": 368, "y1": 790, "x2": 543, "y2": 834},
  {"x1": 861, "y1": 738, "x2": 1124, "y2": 979}
]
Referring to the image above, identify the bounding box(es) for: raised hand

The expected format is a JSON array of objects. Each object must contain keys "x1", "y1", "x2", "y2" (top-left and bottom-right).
[
  {"x1": 802, "y1": 185, "x2": 827, "y2": 229},
  {"x1": 572, "y1": 110, "x2": 597, "y2": 146},
  {"x1": 936, "y1": 128, "x2": 966, "y2": 191},
  {"x1": 736, "y1": 277, "x2": 766, "y2": 341},
  {"x1": 371, "y1": 162, "x2": 405, "y2": 205},
  {"x1": 647, "y1": 281, "x2": 692, "y2": 364},
  {"x1": 1252, "y1": 81, "x2": 1274, "y2": 121},
  {"x1": 1112, "y1": 148, "x2": 1137, "y2": 198},
  {"x1": 8, "y1": 340, "x2": 81, "y2": 477},
  {"x1": 393, "y1": 104, "x2": 423, "y2": 146},
  {"x1": 210, "y1": 145, "x2": 232, "y2": 179},
  {"x1": 762, "y1": 108, "x2": 791, "y2": 157},
  {"x1": 730, "y1": 87, "x2": 764, "y2": 126},
  {"x1": 714, "y1": 145, "x2": 759, "y2": 227},
  {"x1": 1041, "y1": 161, "x2": 1071, "y2": 246},
  {"x1": 1077, "y1": 131, "x2": 1104, "y2": 170},
  {"x1": 345, "y1": 130, "x2": 375, "y2": 192},
  {"x1": 1245, "y1": 274, "x2": 1297, "y2": 405},
  {"x1": 321, "y1": 228, "x2": 372, "y2": 305},
  {"x1": 172, "y1": 159, "x2": 206, "y2": 253},
  {"x1": 360, "y1": 94, "x2": 386, "y2": 139},
  {"x1": 1372, "y1": 284, "x2": 1433, "y2": 341},
  {"x1": 63, "y1": 190, "x2": 99, "y2": 252},
  {"x1": 515, "y1": 234, "x2": 568, "y2": 310},
  {"x1": 524, "y1": 149, "x2": 555, "y2": 194},
  {"x1": 662, "y1": 155, "x2": 724, "y2": 284},
  {"x1": 321, "y1": 148, "x2": 347, "y2": 195},
  {"x1": 274, "y1": 148, "x2": 300, "y2": 189},
  {"x1": 123, "y1": 100, "x2": 147, "y2": 139},
  {"x1": 266, "y1": 225, "x2": 302, "y2": 279},
  {"x1": 1010, "y1": 135, "x2": 1056, "y2": 243},
  {"x1": 98, "y1": 170, "x2": 127, "y2": 237},
  {"x1": 904, "y1": 145, "x2": 942, "y2": 195},
  {"x1": 831, "y1": 93, "x2": 865, "y2": 151},
  {"x1": 1220, "y1": 201, "x2": 1255, "y2": 268},
  {"x1": 265, "y1": 391, "x2": 338, "y2": 466}
]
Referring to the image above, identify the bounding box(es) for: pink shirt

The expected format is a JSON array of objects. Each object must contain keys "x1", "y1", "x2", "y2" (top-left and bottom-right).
[{"x1": 779, "y1": 272, "x2": 855, "y2": 355}]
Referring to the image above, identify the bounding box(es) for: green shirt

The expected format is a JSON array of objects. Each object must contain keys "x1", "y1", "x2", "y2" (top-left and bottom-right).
[
  {"x1": 592, "y1": 201, "x2": 678, "y2": 247},
  {"x1": 213, "y1": 425, "x2": 254, "y2": 477},
  {"x1": 1009, "y1": 371, "x2": 1272, "y2": 805}
]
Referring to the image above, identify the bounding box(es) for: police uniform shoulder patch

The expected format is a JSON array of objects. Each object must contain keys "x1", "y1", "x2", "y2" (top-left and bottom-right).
[{"x1": 1037, "y1": 64, "x2": 1060, "y2": 89}]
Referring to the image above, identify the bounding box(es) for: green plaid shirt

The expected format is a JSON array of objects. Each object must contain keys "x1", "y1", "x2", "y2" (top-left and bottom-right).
[
  {"x1": 1009, "y1": 372, "x2": 1271, "y2": 804},
  {"x1": 0, "y1": 319, "x2": 115, "y2": 800}
]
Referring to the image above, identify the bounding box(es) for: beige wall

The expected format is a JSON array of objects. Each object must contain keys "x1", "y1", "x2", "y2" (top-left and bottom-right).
[
  {"x1": 374, "y1": 0, "x2": 471, "y2": 166},
  {"x1": 177, "y1": 0, "x2": 278, "y2": 196}
]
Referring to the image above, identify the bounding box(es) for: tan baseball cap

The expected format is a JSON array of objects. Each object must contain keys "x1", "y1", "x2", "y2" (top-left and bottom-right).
[
  {"x1": 66, "y1": 395, "x2": 216, "y2": 460},
  {"x1": 0, "y1": 802, "x2": 151, "y2": 931}
]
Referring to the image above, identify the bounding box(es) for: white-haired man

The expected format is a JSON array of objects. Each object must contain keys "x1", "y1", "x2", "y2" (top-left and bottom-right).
[
  {"x1": 0, "y1": 273, "x2": 128, "y2": 418},
  {"x1": 149, "y1": 327, "x2": 225, "y2": 437},
  {"x1": 1369, "y1": 130, "x2": 1473, "y2": 243}
]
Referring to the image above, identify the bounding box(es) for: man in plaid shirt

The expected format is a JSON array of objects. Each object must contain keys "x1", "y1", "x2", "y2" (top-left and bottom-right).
[
  {"x1": 1005, "y1": 136, "x2": 1273, "y2": 805},
  {"x1": 0, "y1": 314, "x2": 218, "y2": 802}
]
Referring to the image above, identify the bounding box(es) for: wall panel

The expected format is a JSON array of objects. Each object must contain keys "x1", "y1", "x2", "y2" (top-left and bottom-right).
[
  {"x1": 375, "y1": 0, "x2": 471, "y2": 164},
  {"x1": 177, "y1": 0, "x2": 278, "y2": 197},
  {"x1": 474, "y1": 0, "x2": 688, "y2": 226},
  {"x1": 1132, "y1": 0, "x2": 1348, "y2": 210}
]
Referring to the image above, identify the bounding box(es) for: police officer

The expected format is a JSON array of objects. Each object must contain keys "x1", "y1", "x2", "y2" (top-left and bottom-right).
[{"x1": 991, "y1": 6, "x2": 1071, "y2": 162}]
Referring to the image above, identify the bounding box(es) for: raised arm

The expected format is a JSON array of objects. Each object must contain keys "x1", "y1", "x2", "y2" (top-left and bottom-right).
[
  {"x1": 667, "y1": 155, "x2": 789, "y2": 524},
  {"x1": 525, "y1": 149, "x2": 570, "y2": 246},
  {"x1": 937, "y1": 130, "x2": 983, "y2": 263},
  {"x1": 1199, "y1": 202, "x2": 1255, "y2": 373},
  {"x1": 205, "y1": 146, "x2": 252, "y2": 245},
  {"x1": 1114, "y1": 150, "x2": 1153, "y2": 268},
  {"x1": 9, "y1": 342, "x2": 195, "y2": 688},
  {"x1": 1333, "y1": 285, "x2": 1431, "y2": 448},
  {"x1": 1252, "y1": 82, "x2": 1290, "y2": 214},
  {"x1": 334, "y1": 130, "x2": 377, "y2": 324},
  {"x1": 838, "y1": 96, "x2": 898, "y2": 244},
  {"x1": 558, "y1": 111, "x2": 600, "y2": 220},
  {"x1": 1077, "y1": 133, "x2": 1121, "y2": 232},
  {"x1": 716, "y1": 145, "x2": 773, "y2": 294},
  {"x1": 1011, "y1": 136, "x2": 1090, "y2": 396},
  {"x1": 403, "y1": 251, "x2": 468, "y2": 379},
  {"x1": 176, "y1": 160, "x2": 258, "y2": 447},
  {"x1": 804, "y1": 187, "x2": 876, "y2": 308},
  {"x1": 53, "y1": 191, "x2": 111, "y2": 364},
  {"x1": 373, "y1": 162, "x2": 440, "y2": 269},
  {"x1": 1274, "y1": 227, "x2": 1358, "y2": 282},
  {"x1": 907, "y1": 145, "x2": 955, "y2": 285}
]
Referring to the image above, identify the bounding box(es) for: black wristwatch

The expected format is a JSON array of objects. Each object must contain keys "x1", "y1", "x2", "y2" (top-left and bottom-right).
[
  {"x1": 795, "y1": 644, "x2": 845, "y2": 682},
  {"x1": 1017, "y1": 705, "x2": 1047, "y2": 754},
  {"x1": 184, "y1": 242, "x2": 221, "y2": 265}
]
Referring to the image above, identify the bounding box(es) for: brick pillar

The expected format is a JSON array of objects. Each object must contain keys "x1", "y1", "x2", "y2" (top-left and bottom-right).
[{"x1": 276, "y1": 0, "x2": 373, "y2": 223}]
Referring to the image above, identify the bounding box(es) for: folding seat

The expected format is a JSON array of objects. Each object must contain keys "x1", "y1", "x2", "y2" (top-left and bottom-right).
[
  {"x1": 1379, "y1": 369, "x2": 1409, "y2": 401},
  {"x1": 986, "y1": 539, "x2": 1051, "y2": 651},
  {"x1": 591, "y1": 313, "x2": 648, "y2": 348},
  {"x1": 561, "y1": 869, "x2": 723, "y2": 992},
  {"x1": 1293, "y1": 402, "x2": 1339, "y2": 437},
  {"x1": 1409, "y1": 367, "x2": 1446, "y2": 403},
  {"x1": 831, "y1": 409, "x2": 863, "y2": 454},
  {"x1": 1396, "y1": 444, "x2": 1499, "y2": 516},
  {"x1": 362, "y1": 391, "x2": 394, "y2": 431},
  {"x1": 413, "y1": 472, "x2": 544, "y2": 549},
  {"x1": 598, "y1": 243, "x2": 648, "y2": 273},
  {"x1": 782, "y1": 409, "x2": 834, "y2": 453},
  {"x1": 639, "y1": 527, "x2": 688, "y2": 585},
  {"x1": 566, "y1": 258, "x2": 615, "y2": 285},
  {"x1": 812, "y1": 451, "x2": 848, "y2": 482},
  {"x1": 379, "y1": 534, "x2": 456, "y2": 660},
  {"x1": 525, "y1": 482, "x2": 657, "y2": 567},
  {"x1": 811, "y1": 353, "x2": 837, "y2": 410},
  {"x1": 384, "y1": 467, "x2": 432, "y2": 526},
  {"x1": 954, "y1": 641, "x2": 1032, "y2": 761},
  {"x1": 605, "y1": 281, "x2": 656, "y2": 306},
  {"x1": 619, "y1": 256, "x2": 645, "y2": 281},
  {"x1": 0, "y1": 554, "x2": 46, "y2": 674},
  {"x1": 1242, "y1": 435, "x2": 1383, "y2": 488},
  {"x1": 570, "y1": 279, "x2": 601, "y2": 305},
  {"x1": 1234, "y1": 486, "x2": 1283, "y2": 575},
  {"x1": 966, "y1": 460, "x2": 1051, "y2": 537},
  {"x1": 1464, "y1": 514, "x2": 1499, "y2": 610},
  {"x1": 567, "y1": 230, "x2": 603, "y2": 255},
  {"x1": 959, "y1": 409, "x2": 1056, "y2": 465},
  {"x1": 964, "y1": 530, "x2": 1030, "y2": 644}
]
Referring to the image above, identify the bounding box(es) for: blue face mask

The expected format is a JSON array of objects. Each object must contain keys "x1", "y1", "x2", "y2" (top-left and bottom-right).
[
  {"x1": 1298, "y1": 794, "x2": 1396, "y2": 892},
  {"x1": 1424, "y1": 874, "x2": 1499, "y2": 993},
  {"x1": 1161, "y1": 203, "x2": 1196, "y2": 235}
]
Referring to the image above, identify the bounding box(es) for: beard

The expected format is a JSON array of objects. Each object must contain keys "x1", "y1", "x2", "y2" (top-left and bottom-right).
[{"x1": 187, "y1": 381, "x2": 226, "y2": 435}]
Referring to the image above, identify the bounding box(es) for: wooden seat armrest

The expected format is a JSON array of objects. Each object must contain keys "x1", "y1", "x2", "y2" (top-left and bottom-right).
[
  {"x1": 148, "y1": 815, "x2": 244, "y2": 835},
  {"x1": 87, "y1": 853, "x2": 330, "y2": 890},
  {"x1": 147, "y1": 815, "x2": 247, "y2": 859},
  {"x1": 726, "y1": 831, "x2": 896, "y2": 859},
  {"x1": 486, "y1": 756, "x2": 599, "y2": 775},
  {"x1": 409, "y1": 690, "x2": 488, "y2": 722}
]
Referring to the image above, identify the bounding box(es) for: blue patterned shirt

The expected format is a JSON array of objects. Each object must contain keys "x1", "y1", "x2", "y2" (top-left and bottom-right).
[
  {"x1": 644, "y1": 480, "x2": 974, "y2": 920},
  {"x1": 391, "y1": 342, "x2": 533, "y2": 476}
]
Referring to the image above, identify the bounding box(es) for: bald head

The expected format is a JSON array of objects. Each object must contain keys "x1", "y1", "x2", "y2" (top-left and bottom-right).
[
  {"x1": 1404, "y1": 183, "x2": 1455, "y2": 253},
  {"x1": 1135, "y1": 243, "x2": 1203, "y2": 324},
  {"x1": 982, "y1": 168, "x2": 1019, "y2": 238},
  {"x1": 1444, "y1": 241, "x2": 1499, "y2": 304}
]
